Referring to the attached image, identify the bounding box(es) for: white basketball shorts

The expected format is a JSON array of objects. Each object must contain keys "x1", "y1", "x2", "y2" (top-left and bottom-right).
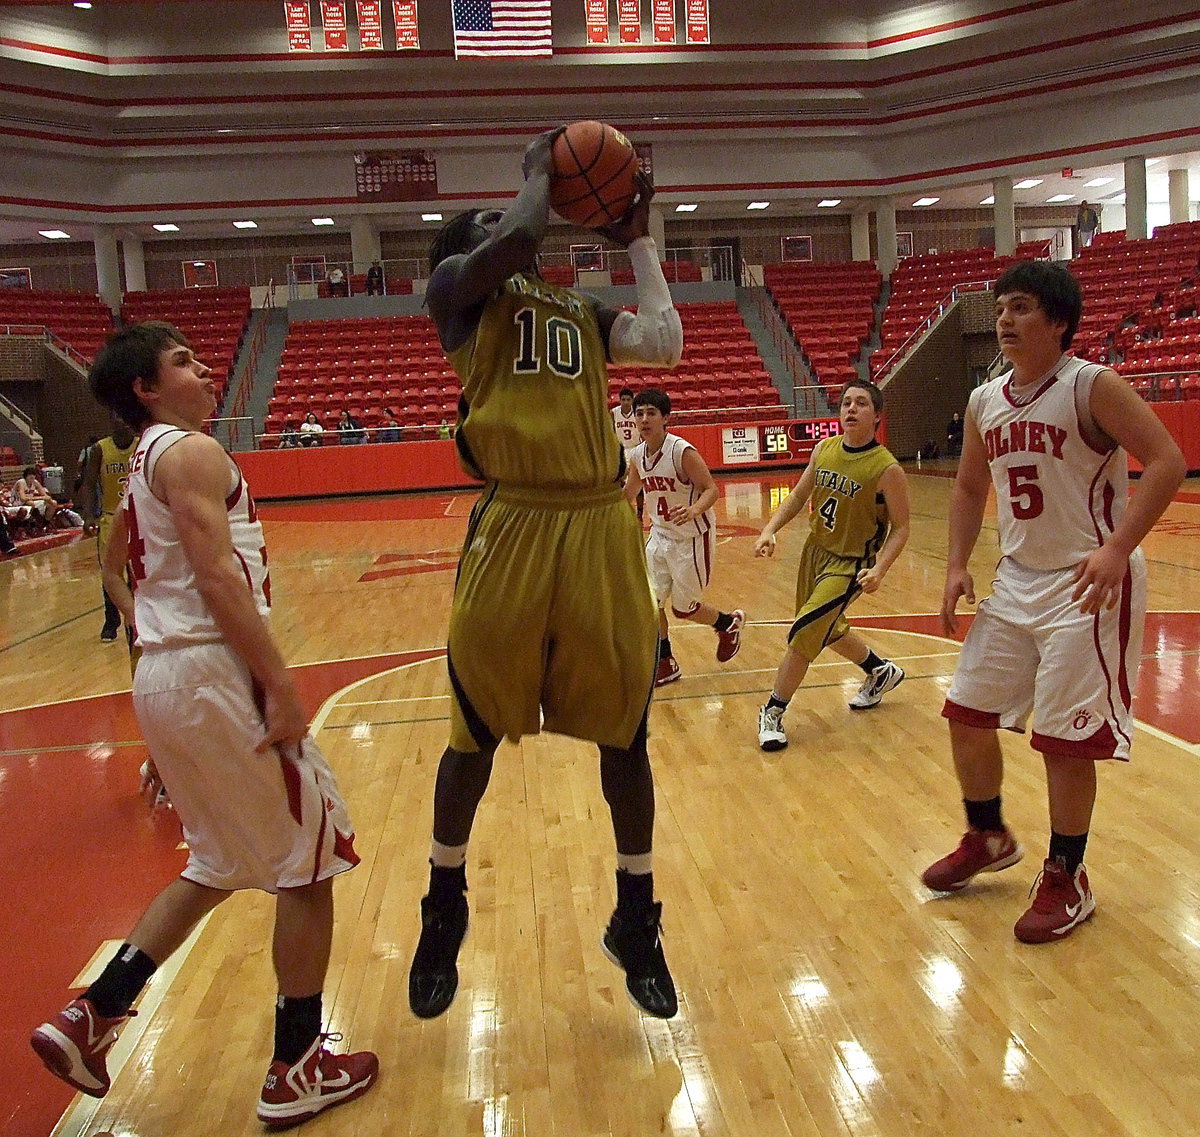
[
  {"x1": 134, "y1": 641, "x2": 359, "y2": 891},
  {"x1": 943, "y1": 552, "x2": 1146, "y2": 761}
]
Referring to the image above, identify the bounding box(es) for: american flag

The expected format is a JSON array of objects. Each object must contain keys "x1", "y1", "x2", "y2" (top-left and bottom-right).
[{"x1": 452, "y1": 0, "x2": 552, "y2": 57}]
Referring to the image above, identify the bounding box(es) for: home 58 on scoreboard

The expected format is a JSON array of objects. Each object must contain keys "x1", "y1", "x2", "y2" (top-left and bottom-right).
[{"x1": 721, "y1": 419, "x2": 841, "y2": 465}]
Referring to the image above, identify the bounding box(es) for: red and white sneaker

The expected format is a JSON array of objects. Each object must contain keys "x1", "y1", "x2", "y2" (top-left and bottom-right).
[
  {"x1": 257, "y1": 1034, "x2": 378, "y2": 1129},
  {"x1": 1014, "y1": 860, "x2": 1095, "y2": 943},
  {"x1": 654, "y1": 656, "x2": 681, "y2": 687},
  {"x1": 922, "y1": 828, "x2": 1023, "y2": 892},
  {"x1": 30, "y1": 997, "x2": 135, "y2": 1097},
  {"x1": 715, "y1": 610, "x2": 746, "y2": 662}
]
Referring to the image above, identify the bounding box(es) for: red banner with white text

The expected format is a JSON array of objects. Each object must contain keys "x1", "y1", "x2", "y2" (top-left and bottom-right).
[
  {"x1": 357, "y1": 0, "x2": 383, "y2": 48},
  {"x1": 321, "y1": 0, "x2": 348, "y2": 49},
  {"x1": 393, "y1": 0, "x2": 419, "y2": 48},
  {"x1": 652, "y1": 0, "x2": 674, "y2": 42},
  {"x1": 585, "y1": 0, "x2": 609, "y2": 44},
  {"x1": 618, "y1": 0, "x2": 640, "y2": 43},
  {"x1": 285, "y1": 0, "x2": 312, "y2": 50},
  {"x1": 685, "y1": 0, "x2": 708, "y2": 43}
]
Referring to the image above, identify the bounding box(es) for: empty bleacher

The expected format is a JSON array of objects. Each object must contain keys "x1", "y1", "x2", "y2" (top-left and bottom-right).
[
  {"x1": 0, "y1": 290, "x2": 113, "y2": 360},
  {"x1": 1073, "y1": 222, "x2": 1200, "y2": 401},
  {"x1": 121, "y1": 287, "x2": 253, "y2": 408},
  {"x1": 265, "y1": 314, "x2": 456, "y2": 444},
  {"x1": 262, "y1": 300, "x2": 781, "y2": 446},
  {"x1": 763, "y1": 261, "x2": 882, "y2": 407},
  {"x1": 609, "y1": 301, "x2": 782, "y2": 418}
]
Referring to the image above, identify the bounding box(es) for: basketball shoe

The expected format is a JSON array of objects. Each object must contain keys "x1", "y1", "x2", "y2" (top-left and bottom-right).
[
  {"x1": 922, "y1": 828, "x2": 1023, "y2": 892},
  {"x1": 1013, "y1": 860, "x2": 1095, "y2": 943},
  {"x1": 602, "y1": 901, "x2": 678, "y2": 1019},
  {"x1": 757, "y1": 704, "x2": 787, "y2": 751},
  {"x1": 715, "y1": 610, "x2": 746, "y2": 662},
  {"x1": 654, "y1": 656, "x2": 681, "y2": 687},
  {"x1": 257, "y1": 1033, "x2": 378, "y2": 1129},
  {"x1": 408, "y1": 891, "x2": 469, "y2": 1018},
  {"x1": 848, "y1": 660, "x2": 904, "y2": 709},
  {"x1": 30, "y1": 997, "x2": 136, "y2": 1097}
]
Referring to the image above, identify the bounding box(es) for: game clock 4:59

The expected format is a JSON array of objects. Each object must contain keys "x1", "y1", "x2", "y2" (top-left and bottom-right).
[{"x1": 760, "y1": 419, "x2": 841, "y2": 461}]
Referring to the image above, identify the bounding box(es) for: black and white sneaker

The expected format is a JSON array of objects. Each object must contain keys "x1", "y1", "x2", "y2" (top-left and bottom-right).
[
  {"x1": 408, "y1": 892, "x2": 469, "y2": 1018},
  {"x1": 758, "y1": 704, "x2": 787, "y2": 751},
  {"x1": 848, "y1": 660, "x2": 904, "y2": 710},
  {"x1": 602, "y1": 902, "x2": 678, "y2": 1019}
]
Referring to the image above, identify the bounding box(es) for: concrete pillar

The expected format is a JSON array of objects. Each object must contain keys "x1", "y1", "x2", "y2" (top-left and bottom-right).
[
  {"x1": 1123, "y1": 156, "x2": 1148, "y2": 240},
  {"x1": 875, "y1": 200, "x2": 897, "y2": 279},
  {"x1": 992, "y1": 176, "x2": 1015, "y2": 255},
  {"x1": 1168, "y1": 167, "x2": 1191, "y2": 224},
  {"x1": 851, "y1": 210, "x2": 871, "y2": 261},
  {"x1": 349, "y1": 216, "x2": 381, "y2": 272},
  {"x1": 93, "y1": 226, "x2": 122, "y2": 314},
  {"x1": 122, "y1": 235, "x2": 147, "y2": 293}
]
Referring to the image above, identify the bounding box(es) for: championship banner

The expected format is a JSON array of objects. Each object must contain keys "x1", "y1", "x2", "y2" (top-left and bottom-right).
[
  {"x1": 322, "y1": 0, "x2": 348, "y2": 49},
  {"x1": 652, "y1": 0, "x2": 674, "y2": 43},
  {"x1": 617, "y1": 0, "x2": 640, "y2": 43},
  {"x1": 393, "y1": 0, "x2": 420, "y2": 48},
  {"x1": 355, "y1": 150, "x2": 437, "y2": 201},
  {"x1": 284, "y1": 0, "x2": 312, "y2": 50},
  {"x1": 585, "y1": 0, "x2": 609, "y2": 44},
  {"x1": 357, "y1": 0, "x2": 384, "y2": 47},
  {"x1": 685, "y1": 0, "x2": 708, "y2": 43}
]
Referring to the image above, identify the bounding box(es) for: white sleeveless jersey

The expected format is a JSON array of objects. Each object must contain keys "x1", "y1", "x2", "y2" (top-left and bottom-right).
[
  {"x1": 970, "y1": 354, "x2": 1127, "y2": 571},
  {"x1": 633, "y1": 431, "x2": 715, "y2": 542},
  {"x1": 612, "y1": 405, "x2": 638, "y2": 451},
  {"x1": 123, "y1": 422, "x2": 271, "y2": 649}
]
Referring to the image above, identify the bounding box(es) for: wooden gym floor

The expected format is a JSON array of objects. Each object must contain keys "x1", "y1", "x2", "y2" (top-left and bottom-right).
[{"x1": 2, "y1": 466, "x2": 1200, "y2": 1137}]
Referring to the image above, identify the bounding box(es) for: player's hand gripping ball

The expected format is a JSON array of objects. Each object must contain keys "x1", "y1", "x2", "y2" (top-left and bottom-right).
[{"x1": 549, "y1": 120, "x2": 639, "y2": 228}]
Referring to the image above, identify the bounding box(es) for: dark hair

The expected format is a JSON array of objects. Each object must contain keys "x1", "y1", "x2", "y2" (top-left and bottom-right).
[
  {"x1": 839, "y1": 379, "x2": 884, "y2": 413},
  {"x1": 993, "y1": 259, "x2": 1082, "y2": 349},
  {"x1": 632, "y1": 387, "x2": 671, "y2": 416},
  {"x1": 89, "y1": 321, "x2": 189, "y2": 430},
  {"x1": 428, "y1": 209, "x2": 486, "y2": 274},
  {"x1": 22, "y1": 465, "x2": 38, "y2": 480},
  {"x1": 619, "y1": 387, "x2": 634, "y2": 399}
]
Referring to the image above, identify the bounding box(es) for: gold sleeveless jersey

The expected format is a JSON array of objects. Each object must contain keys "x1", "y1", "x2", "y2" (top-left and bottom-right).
[
  {"x1": 97, "y1": 434, "x2": 136, "y2": 516},
  {"x1": 445, "y1": 273, "x2": 622, "y2": 489},
  {"x1": 806, "y1": 436, "x2": 898, "y2": 561}
]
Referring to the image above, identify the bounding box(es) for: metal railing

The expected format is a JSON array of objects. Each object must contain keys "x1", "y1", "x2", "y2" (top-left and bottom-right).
[
  {"x1": 872, "y1": 278, "x2": 996, "y2": 382},
  {"x1": 537, "y1": 243, "x2": 737, "y2": 285}
]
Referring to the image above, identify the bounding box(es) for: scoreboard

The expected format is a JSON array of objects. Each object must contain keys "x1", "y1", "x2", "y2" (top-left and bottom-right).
[{"x1": 721, "y1": 419, "x2": 841, "y2": 465}]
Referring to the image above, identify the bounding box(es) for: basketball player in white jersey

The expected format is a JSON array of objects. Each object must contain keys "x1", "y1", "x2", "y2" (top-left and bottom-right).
[
  {"x1": 625, "y1": 387, "x2": 745, "y2": 686},
  {"x1": 923, "y1": 261, "x2": 1184, "y2": 943},
  {"x1": 31, "y1": 323, "x2": 378, "y2": 1127},
  {"x1": 612, "y1": 386, "x2": 643, "y2": 519}
]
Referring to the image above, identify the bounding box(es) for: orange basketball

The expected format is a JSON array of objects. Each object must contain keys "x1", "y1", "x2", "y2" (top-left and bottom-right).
[{"x1": 549, "y1": 121, "x2": 639, "y2": 229}]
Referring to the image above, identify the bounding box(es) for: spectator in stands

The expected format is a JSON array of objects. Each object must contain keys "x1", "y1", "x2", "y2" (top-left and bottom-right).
[
  {"x1": 1076, "y1": 201, "x2": 1100, "y2": 249},
  {"x1": 437, "y1": 417, "x2": 453, "y2": 440},
  {"x1": 337, "y1": 409, "x2": 368, "y2": 445},
  {"x1": 299, "y1": 412, "x2": 324, "y2": 447},
  {"x1": 946, "y1": 411, "x2": 964, "y2": 457},
  {"x1": 376, "y1": 411, "x2": 402, "y2": 444},
  {"x1": 365, "y1": 261, "x2": 386, "y2": 296},
  {"x1": 278, "y1": 419, "x2": 302, "y2": 449},
  {"x1": 14, "y1": 466, "x2": 61, "y2": 525},
  {"x1": 326, "y1": 266, "x2": 349, "y2": 297}
]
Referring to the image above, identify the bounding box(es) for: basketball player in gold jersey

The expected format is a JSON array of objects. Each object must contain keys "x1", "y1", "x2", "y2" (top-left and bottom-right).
[
  {"x1": 754, "y1": 380, "x2": 911, "y2": 751},
  {"x1": 408, "y1": 129, "x2": 683, "y2": 1020},
  {"x1": 80, "y1": 418, "x2": 137, "y2": 643}
]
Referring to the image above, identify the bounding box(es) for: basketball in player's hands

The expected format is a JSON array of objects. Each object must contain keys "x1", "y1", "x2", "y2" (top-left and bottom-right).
[{"x1": 549, "y1": 121, "x2": 639, "y2": 229}]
